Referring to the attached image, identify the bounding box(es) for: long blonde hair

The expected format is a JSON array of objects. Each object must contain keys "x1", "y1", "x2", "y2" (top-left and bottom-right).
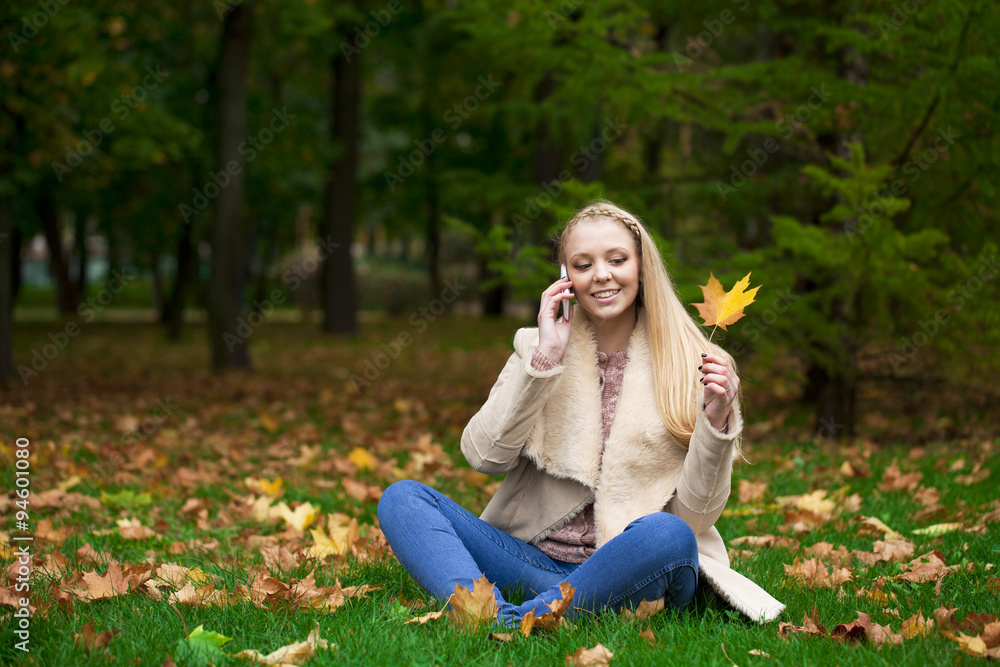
[{"x1": 556, "y1": 199, "x2": 742, "y2": 452}]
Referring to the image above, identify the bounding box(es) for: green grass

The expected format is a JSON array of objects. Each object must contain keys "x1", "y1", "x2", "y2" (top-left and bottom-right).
[{"x1": 1, "y1": 319, "x2": 997, "y2": 665}]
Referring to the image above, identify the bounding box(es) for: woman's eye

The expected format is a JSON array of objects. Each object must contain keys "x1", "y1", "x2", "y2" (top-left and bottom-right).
[
  {"x1": 573, "y1": 264, "x2": 590, "y2": 271},
  {"x1": 611, "y1": 257, "x2": 627, "y2": 264}
]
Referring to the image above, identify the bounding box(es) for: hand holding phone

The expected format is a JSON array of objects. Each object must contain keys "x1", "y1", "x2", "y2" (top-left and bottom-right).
[{"x1": 560, "y1": 264, "x2": 571, "y2": 321}]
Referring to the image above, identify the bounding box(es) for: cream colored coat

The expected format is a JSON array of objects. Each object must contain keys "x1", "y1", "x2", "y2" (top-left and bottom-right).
[{"x1": 460, "y1": 304, "x2": 785, "y2": 623}]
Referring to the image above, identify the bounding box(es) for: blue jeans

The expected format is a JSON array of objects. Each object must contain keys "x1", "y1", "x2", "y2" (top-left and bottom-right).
[{"x1": 378, "y1": 480, "x2": 698, "y2": 625}]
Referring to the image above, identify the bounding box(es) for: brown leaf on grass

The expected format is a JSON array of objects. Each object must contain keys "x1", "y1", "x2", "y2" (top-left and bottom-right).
[
  {"x1": 36, "y1": 519, "x2": 68, "y2": 544},
  {"x1": 233, "y1": 623, "x2": 332, "y2": 665},
  {"x1": 449, "y1": 575, "x2": 499, "y2": 631},
  {"x1": 117, "y1": 518, "x2": 160, "y2": 540},
  {"x1": 65, "y1": 563, "x2": 132, "y2": 600},
  {"x1": 738, "y1": 479, "x2": 767, "y2": 504},
  {"x1": 780, "y1": 509, "x2": 827, "y2": 533},
  {"x1": 566, "y1": 643, "x2": 615, "y2": 666},
  {"x1": 0, "y1": 586, "x2": 36, "y2": 614},
  {"x1": 260, "y1": 544, "x2": 301, "y2": 570},
  {"x1": 692, "y1": 272, "x2": 761, "y2": 331},
  {"x1": 37, "y1": 551, "x2": 71, "y2": 577},
  {"x1": 853, "y1": 516, "x2": 904, "y2": 540},
  {"x1": 73, "y1": 621, "x2": 120, "y2": 654},
  {"x1": 730, "y1": 535, "x2": 800, "y2": 550},
  {"x1": 405, "y1": 609, "x2": 446, "y2": 625},
  {"x1": 521, "y1": 582, "x2": 576, "y2": 636},
  {"x1": 914, "y1": 485, "x2": 941, "y2": 507},
  {"x1": 832, "y1": 612, "x2": 903, "y2": 646},
  {"x1": 784, "y1": 557, "x2": 852, "y2": 589},
  {"x1": 854, "y1": 539, "x2": 916, "y2": 566},
  {"x1": 878, "y1": 460, "x2": 923, "y2": 492},
  {"x1": 778, "y1": 605, "x2": 828, "y2": 639},
  {"x1": 804, "y1": 542, "x2": 852, "y2": 567},
  {"x1": 901, "y1": 611, "x2": 935, "y2": 639},
  {"x1": 639, "y1": 626, "x2": 656, "y2": 646},
  {"x1": 489, "y1": 632, "x2": 513, "y2": 642},
  {"x1": 895, "y1": 550, "x2": 958, "y2": 584},
  {"x1": 621, "y1": 597, "x2": 664, "y2": 621},
  {"x1": 955, "y1": 462, "x2": 990, "y2": 485}
]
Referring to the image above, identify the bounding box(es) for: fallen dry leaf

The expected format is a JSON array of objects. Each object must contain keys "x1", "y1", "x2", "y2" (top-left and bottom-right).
[
  {"x1": 895, "y1": 550, "x2": 958, "y2": 584},
  {"x1": 901, "y1": 611, "x2": 935, "y2": 639},
  {"x1": 621, "y1": 597, "x2": 664, "y2": 621},
  {"x1": 521, "y1": 582, "x2": 576, "y2": 635},
  {"x1": 73, "y1": 620, "x2": 120, "y2": 654},
  {"x1": 448, "y1": 575, "x2": 498, "y2": 631},
  {"x1": 738, "y1": 479, "x2": 767, "y2": 504},
  {"x1": 778, "y1": 606, "x2": 827, "y2": 639},
  {"x1": 831, "y1": 611, "x2": 902, "y2": 646},
  {"x1": 566, "y1": 643, "x2": 614, "y2": 666},
  {"x1": 233, "y1": 623, "x2": 331, "y2": 665},
  {"x1": 784, "y1": 557, "x2": 852, "y2": 589},
  {"x1": 878, "y1": 460, "x2": 923, "y2": 492},
  {"x1": 639, "y1": 625, "x2": 656, "y2": 646}
]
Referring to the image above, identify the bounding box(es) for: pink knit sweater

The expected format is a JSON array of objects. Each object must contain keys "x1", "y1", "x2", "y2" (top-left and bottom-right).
[{"x1": 529, "y1": 345, "x2": 629, "y2": 563}]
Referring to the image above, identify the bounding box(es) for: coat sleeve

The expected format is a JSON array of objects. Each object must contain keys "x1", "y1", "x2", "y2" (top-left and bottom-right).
[
  {"x1": 460, "y1": 328, "x2": 563, "y2": 475},
  {"x1": 666, "y1": 400, "x2": 743, "y2": 535}
]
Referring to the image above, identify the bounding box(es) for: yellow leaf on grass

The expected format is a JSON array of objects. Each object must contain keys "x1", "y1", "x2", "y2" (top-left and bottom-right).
[
  {"x1": 348, "y1": 447, "x2": 379, "y2": 471},
  {"x1": 246, "y1": 476, "x2": 285, "y2": 499},
  {"x1": 449, "y1": 575, "x2": 498, "y2": 631},
  {"x1": 911, "y1": 522, "x2": 963, "y2": 537},
  {"x1": 692, "y1": 272, "x2": 761, "y2": 331},
  {"x1": 271, "y1": 502, "x2": 320, "y2": 531}
]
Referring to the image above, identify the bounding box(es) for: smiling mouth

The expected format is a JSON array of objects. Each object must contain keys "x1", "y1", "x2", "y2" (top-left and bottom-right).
[{"x1": 592, "y1": 289, "x2": 621, "y2": 299}]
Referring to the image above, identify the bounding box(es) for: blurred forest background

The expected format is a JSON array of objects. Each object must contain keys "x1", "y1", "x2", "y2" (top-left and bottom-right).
[{"x1": 2, "y1": 0, "x2": 999, "y2": 440}]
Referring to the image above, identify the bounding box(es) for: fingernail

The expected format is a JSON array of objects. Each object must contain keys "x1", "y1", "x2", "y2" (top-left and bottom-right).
[
  {"x1": 698, "y1": 365, "x2": 702, "y2": 370},
  {"x1": 701, "y1": 353, "x2": 707, "y2": 357},
  {"x1": 700, "y1": 379, "x2": 705, "y2": 384}
]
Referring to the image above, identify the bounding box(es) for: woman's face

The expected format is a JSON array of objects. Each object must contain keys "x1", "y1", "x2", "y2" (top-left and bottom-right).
[{"x1": 564, "y1": 218, "x2": 640, "y2": 326}]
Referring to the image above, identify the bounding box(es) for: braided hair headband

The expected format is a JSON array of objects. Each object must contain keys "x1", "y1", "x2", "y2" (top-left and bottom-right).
[{"x1": 567, "y1": 205, "x2": 643, "y2": 255}]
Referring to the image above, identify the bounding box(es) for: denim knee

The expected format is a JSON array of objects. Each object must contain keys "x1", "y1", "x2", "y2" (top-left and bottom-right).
[
  {"x1": 378, "y1": 479, "x2": 428, "y2": 527},
  {"x1": 626, "y1": 512, "x2": 699, "y2": 563}
]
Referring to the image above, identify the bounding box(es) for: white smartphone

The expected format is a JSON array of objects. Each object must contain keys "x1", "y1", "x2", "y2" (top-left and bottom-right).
[{"x1": 560, "y1": 264, "x2": 571, "y2": 321}]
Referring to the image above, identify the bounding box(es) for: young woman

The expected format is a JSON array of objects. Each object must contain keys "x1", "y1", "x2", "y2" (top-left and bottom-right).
[{"x1": 378, "y1": 201, "x2": 784, "y2": 625}]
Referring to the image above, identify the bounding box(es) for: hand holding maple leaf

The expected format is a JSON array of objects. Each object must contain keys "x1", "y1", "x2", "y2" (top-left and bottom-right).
[{"x1": 692, "y1": 272, "x2": 760, "y2": 431}]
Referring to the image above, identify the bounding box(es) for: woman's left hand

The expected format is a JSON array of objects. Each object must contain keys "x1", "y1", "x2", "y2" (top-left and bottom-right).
[{"x1": 700, "y1": 353, "x2": 738, "y2": 432}]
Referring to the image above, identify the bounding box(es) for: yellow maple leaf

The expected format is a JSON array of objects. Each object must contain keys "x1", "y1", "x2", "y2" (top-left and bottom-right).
[
  {"x1": 245, "y1": 476, "x2": 285, "y2": 499},
  {"x1": 448, "y1": 575, "x2": 498, "y2": 631},
  {"x1": 692, "y1": 272, "x2": 761, "y2": 338},
  {"x1": 348, "y1": 447, "x2": 379, "y2": 471},
  {"x1": 271, "y1": 501, "x2": 320, "y2": 531}
]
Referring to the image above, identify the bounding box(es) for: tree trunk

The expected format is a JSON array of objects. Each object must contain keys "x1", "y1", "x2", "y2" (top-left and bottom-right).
[
  {"x1": 320, "y1": 17, "x2": 360, "y2": 335},
  {"x1": 0, "y1": 195, "x2": 13, "y2": 384},
  {"x1": 807, "y1": 15, "x2": 868, "y2": 439},
  {"x1": 36, "y1": 181, "x2": 78, "y2": 313},
  {"x1": 164, "y1": 220, "x2": 195, "y2": 340},
  {"x1": 74, "y1": 205, "x2": 89, "y2": 297},
  {"x1": 208, "y1": 1, "x2": 252, "y2": 371}
]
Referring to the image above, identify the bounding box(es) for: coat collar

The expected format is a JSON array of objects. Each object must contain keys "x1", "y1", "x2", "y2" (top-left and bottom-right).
[{"x1": 522, "y1": 304, "x2": 688, "y2": 546}]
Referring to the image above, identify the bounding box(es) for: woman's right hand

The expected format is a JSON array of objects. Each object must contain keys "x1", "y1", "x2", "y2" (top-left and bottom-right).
[{"x1": 536, "y1": 275, "x2": 574, "y2": 363}]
